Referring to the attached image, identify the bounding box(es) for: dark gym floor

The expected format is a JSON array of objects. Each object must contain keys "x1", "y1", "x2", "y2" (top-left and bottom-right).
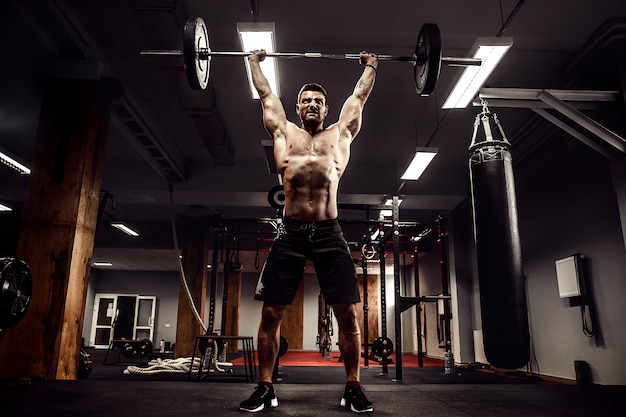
[{"x1": 2, "y1": 353, "x2": 625, "y2": 417}]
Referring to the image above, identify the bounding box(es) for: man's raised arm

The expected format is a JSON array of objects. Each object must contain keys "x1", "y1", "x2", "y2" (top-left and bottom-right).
[
  {"x1": 247, "y1": 51, "x2": 287, "y2": 140},
  {"x1": 338, "y1": 51, "x2": 378, "y2": 141}
]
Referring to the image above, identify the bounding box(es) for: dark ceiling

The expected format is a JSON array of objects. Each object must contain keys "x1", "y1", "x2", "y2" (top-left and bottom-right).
[{"x1": 1, "y1": 0, "x2": 625, "y2": 270}]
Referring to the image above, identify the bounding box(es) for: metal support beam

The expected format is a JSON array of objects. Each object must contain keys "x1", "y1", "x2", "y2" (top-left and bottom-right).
[
  {"x1": 476, "y1": 87, "x2": 626, "y2": 156},
  {"x1": 477, "y1": 87, "x2": 619, "y2": 103},
  {"x1": 392, "y1": 195, "x2": 402, "y2": 382},
  {"x1": 538, "y1": 90, "x2": 626, "y2": 153},
  {"x1": 531, "y1": 108, "x2": 615, "y2": 159}
]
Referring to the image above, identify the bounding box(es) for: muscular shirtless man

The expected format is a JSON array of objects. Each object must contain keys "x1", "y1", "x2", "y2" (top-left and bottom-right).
[{"x1": 239, "y1": 50, "x2": 378, "y2": 413}]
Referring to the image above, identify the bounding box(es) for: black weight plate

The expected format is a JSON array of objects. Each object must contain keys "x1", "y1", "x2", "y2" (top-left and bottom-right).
[
  {"x1": 372, "y1": 336, "x2": 394, "y2": 357},
  {"x1": 78, "y1": 347, "x2": 93, "y2": 379},
  {"x1": 199, "y1": 333, "x2": 226, "y2": 355},
  {"x1": 268, "y1": 185, "x2": 285, "y2": 209},
  {"x1": 0, "y1": 258, "x2": 32, "y2": 329},
  {"x1": 278, "y1": 335, "x2": 288, "y2": 357},
  {"x1": 361, "y1": 243, "x2": 376, "y2": 260},
  {"x1": 413, "y1": 23, "x2": 442, "y2": 96},
  {"x1": 183, "y1": 17, "x2": 210, "y2": 90}
]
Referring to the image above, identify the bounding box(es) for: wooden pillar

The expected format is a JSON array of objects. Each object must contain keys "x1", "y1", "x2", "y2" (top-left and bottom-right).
[
  {"x1": 224, "y1": 265, "x2": 242, "y2": 352},
  {"x1": 0, "y1": 78, "x2": 120, "y2": 380},
  {"x1": 357, "y1": 273, "x2": 379, "y2": 344},
  {"x1": 174, "y1": 216, "x2": 210, "y2": 357},
  {"x1": 280, "y1": 279, "x2": 304, "y2": 350}
]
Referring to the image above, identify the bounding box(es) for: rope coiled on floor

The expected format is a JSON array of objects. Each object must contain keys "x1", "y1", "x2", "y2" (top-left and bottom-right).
[
  {"x1": 123, "y1": 355, "x2": 234, "y2": 375},
  {"x1": 123, "y1": 357, "x2": 200, "y2": 375}
]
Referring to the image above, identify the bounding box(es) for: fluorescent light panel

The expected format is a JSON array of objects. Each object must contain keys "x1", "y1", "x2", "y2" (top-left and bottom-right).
[
  {"x1": 442, "y1": 37, "x2": 513, "y2": 109},
  {"x1": 110, "y1": 222, "x2": 140, "y2": 237},
  {"x1": 93, "y1": 262, "x2": 113, "y2": 267},
  {"x1": 0, "y1": 148, "x2": 30, "y2": 174},
  {"x1": 0, "y1": 203, "x2": 12, "y2": 212},
  {"x1": 400, "y1": 147, "x2": 438, "y2": 181},
  {"x1": 379, "y1": 209, "x2": 393, "y2": 218},
  {"x1": 237, "y1": 22, "x2": 280, "y2": 99},
  {"x1": 383, "y1": 198, "x2": 402, "y2": 206}
]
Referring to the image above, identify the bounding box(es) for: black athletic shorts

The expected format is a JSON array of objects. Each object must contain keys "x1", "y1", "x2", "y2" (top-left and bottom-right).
[{"x1": 255, "y1": 217, "x2": 361, "y2": 305}]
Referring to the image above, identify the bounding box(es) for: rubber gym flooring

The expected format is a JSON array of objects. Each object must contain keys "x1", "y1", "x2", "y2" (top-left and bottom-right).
[{"x1": 2, "y1": 351, "x2": 625, "y2": 416}]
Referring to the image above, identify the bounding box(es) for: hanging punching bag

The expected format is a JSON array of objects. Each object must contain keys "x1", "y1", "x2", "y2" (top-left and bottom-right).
[{"x1": 469, "y1": 109, "x2": 530, "y2": 369}]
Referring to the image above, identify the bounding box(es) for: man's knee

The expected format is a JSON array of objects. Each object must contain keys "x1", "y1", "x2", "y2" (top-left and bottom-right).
[
  {"x1": 333, "y1": 303, "x2": 357, "y2": 317},
  {"x1": 333, "y1": 303, "x2": 359, "y2": 331},
  {"x1": 260, "y1": 304, "x2": 287, "y2": 328}
]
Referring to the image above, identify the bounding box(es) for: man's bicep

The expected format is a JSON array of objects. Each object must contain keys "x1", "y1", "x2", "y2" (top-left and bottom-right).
[
  {"x1": 338, "y1": 95, "x2": 363, "y2": 138},
  {"x1": 262, "y1": 94, "x2": 288, "y2": 136}
]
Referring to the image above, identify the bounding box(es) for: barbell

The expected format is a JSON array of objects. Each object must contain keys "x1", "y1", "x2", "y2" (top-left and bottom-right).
[{"x1": 141, "y1": 17, "x2": 481, "y2": 95}]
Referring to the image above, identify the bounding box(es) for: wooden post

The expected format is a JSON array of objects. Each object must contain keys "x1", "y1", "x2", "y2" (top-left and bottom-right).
[
  {"x1": 357, "y1": 273, "x2": 379, "y2": 345},
  {"x1": 224, "y1": 265, "x2": 242, "y2": 352},
  {"x1": 280, "y1": 279, "x2": 304, "y2": 350},
  {"x1": 0, "y1": 78, "x2": 120, "y2": 380},
  {"x1": 174, "y1": 216, "x2": 210, "y2": 357}
]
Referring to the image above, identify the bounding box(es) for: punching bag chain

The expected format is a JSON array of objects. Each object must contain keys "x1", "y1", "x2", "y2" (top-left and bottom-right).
[{"x1": 479, "y1": 98, "x2": 490, "y2": 116}]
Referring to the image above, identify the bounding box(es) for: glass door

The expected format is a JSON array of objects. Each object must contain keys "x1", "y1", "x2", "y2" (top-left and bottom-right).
[
  {"x1": 89, "y1": 294, "x2": 157, "y2": 348},
  {"x1": 134, "y1": 296, "x2": 156, "y2": 341},
  {"x1": 90, "y1": 294, "x2": 118, "y2": 348}
]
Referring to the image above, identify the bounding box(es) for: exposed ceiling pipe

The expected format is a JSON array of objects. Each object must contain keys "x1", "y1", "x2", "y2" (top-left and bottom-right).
[
  {"x1": 496, "y1": 0, "x2": 527, "y2": 37},
  {"x1": 563, "y1": 17, "x2": 626, "y2": 80},
  {"x1": 47, "y1": 0, "x2": 96, "y2": 58},
  {"x1": 250, "y1": 0, "x2": 259, "y2": 22}
]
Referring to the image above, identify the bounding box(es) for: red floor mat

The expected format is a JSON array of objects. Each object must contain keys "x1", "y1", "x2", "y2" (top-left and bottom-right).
[{"x1": 232, "y1": 351, "x2": 442, "y2": 367}]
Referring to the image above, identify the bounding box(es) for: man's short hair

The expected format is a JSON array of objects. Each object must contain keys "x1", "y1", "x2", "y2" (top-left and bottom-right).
[{"x1": 297, "y1": 83, "x2": 328, "y2": 103}]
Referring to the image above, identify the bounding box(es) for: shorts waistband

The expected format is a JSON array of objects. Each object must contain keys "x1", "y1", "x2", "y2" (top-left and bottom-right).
[{"x1": 283, "y1": 217, "x2": 339, "y2": 229}]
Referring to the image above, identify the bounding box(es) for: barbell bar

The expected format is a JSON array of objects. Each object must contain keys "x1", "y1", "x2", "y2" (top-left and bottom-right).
[
  {"x1": 140, "y1": 17, "x2": 482, "y2": 95},
  {"x1": 142, "y1": 48, "x2": 479, "y2": 66}
]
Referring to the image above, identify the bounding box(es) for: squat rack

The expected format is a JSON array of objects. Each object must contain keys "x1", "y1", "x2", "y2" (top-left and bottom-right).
[{"x1": 366, "y1": 196, "x2": 452, "y2": 382}]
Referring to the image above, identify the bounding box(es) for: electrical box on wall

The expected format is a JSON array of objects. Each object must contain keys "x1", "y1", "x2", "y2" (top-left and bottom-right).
[{"x1": 555, "y1": 255, "x2": 583, "y2": 298}]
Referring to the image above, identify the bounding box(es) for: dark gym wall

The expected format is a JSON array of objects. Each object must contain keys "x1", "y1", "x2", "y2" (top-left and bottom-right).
[
  {"x1": 513, "y1": 134, "x2": 626, "y2": 384},
  {"x1": 433, "y1": 123, "x2": 626, "y2": 384}
]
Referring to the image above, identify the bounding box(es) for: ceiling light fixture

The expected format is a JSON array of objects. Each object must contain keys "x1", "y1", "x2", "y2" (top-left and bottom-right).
[
  {"x1": 93, "y1": 262, "x2": 113, "y2": 267},
  {"x1": 442, "y1": 37, "x2": 513, "y2": 109},
  {"x1": 383, "y1": 197, "x2": 402, "y2": 207},
  {"x1": 0, "y1": 203, "x2": 12, "y2": 212},
  {"x1": 110, "y1": 222, "x2": 140, "y2": 237},
  {"x1": 0, "y1": 147, "x2": 31, "y2": 175},
  {"x1": 400, "y1": 147, "x2": 438, "y2": 181},
  {"x1": 379, "y1": 209, "x2": 393, "y2": 218},
  {"x1": 237, "y1": 22, "x2": 280, "y2": 99}
]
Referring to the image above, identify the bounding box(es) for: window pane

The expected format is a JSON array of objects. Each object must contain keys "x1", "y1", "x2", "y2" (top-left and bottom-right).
[
  {"x1": 95, "y1": 328, "x2": 111, "y2": 345},
  {"x1": 136, "y1": 299, "x2": 153, "y2": 327},
  {"x1": 97, "y1": 298, "x2": 114, "y2": 326},
  {"x1": 135, "y1": 329, "x2": 151, "y2": 340}
]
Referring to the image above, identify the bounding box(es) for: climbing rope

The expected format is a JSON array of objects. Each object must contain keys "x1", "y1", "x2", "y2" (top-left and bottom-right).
[
  {"x1": 207, "y1": 339, "x2": 233, "y2": 373},
  {"x1": 169, "y1": 183, "x2": 207, "y2": 335},
  {"x1": 166, "y1": 183, "x2": 234, "y2": 374}
]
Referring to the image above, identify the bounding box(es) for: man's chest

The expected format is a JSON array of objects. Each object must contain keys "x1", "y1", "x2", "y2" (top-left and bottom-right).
[{"x1": 285, "y1": 133, "x2": 336, "y2": 157}]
